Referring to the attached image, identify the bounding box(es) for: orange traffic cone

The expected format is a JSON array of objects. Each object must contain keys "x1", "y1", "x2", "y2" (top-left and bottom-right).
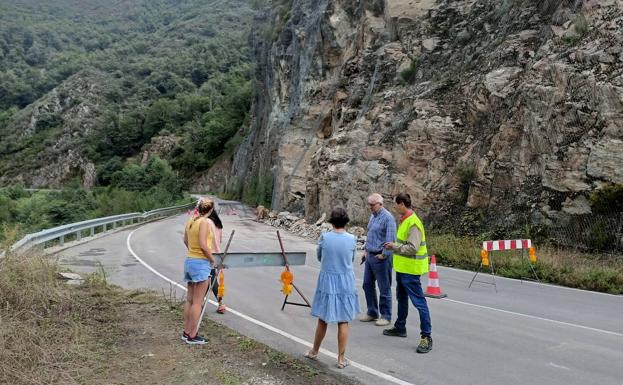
[{"x1": 425, "y1": 255, "x2": 447, "y2": 298}]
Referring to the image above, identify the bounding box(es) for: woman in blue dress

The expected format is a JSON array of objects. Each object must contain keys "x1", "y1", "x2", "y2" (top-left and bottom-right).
[{"x1": 305, "y1": 207, "x2": 360, "y2": 369}]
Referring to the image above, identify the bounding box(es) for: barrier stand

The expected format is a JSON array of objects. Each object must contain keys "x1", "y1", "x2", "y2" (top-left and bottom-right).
[
  {"x1": 277, "y1": 230, "x2": 311, "y2": 311},
  {"x1": 196, "y1": 230, "x2": 235, "y2": 336},
  {"x1": 190, "y1": 228, "x2": 307, "y2": 335},
  {"x1": 521, "y1": 245, "x2": 540, "y2": 283},
  {"x1": 468, "y1": 239, "x2": 540, "y2": 292},
  {"x1": 469, "y1": 247, "x2": 498, "y2": 292}
]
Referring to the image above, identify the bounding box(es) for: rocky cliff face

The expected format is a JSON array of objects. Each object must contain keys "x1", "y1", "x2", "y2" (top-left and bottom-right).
[
  {"x1": 0, "y1": 71, "x2": 109, "y2": 188},
  {"x1": 218, "y1": 0, "x2": 623, "y2": 232}
]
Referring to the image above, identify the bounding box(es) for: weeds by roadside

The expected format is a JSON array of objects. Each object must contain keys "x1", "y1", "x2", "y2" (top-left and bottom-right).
[
  {"x1": 428, "y1": 233, "x2": 623, "y2": 294},
  {"x1": 0, "y1": 250, "x2": 362, "y2": 385},
  {"x1": 0, "y1": 251, "x2": 121, "y2": 385}
]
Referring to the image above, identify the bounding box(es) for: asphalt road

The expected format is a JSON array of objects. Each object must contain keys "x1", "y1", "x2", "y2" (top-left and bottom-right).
[{"x1": 57, "y1": 206, "x2": 623, "y2": 385}]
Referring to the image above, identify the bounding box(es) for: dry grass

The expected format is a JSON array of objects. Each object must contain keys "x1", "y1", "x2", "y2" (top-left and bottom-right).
[
  {"x1": 428, "y1": 233, "x2": 623, "y2": 294},
  {"x1": 0, "y1": 249, "x2": 362, "y2": 385},
  {"x1": 0, "y1": 251, "x2": 120, "y2": 385}
]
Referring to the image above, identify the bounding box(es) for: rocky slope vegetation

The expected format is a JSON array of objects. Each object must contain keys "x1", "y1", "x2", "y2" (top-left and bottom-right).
[
  {"x1": 0, "y1": 0, "x2": 253, "y2": 188},
  {"x1": 0, "y1": 70, "x2": 109, "y2": 187},
  {"x1": 217, "y1": 0, "x2": 622, "y2": 239}
]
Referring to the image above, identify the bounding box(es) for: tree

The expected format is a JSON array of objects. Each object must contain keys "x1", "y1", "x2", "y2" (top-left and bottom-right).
[
  {"x1": 102, "y1": 110, "x2": 145, "y2": 157},
  {"x1": 143, "y1": 98, "x2": 180, "y2": 138},
  {"x1": 96, "y1": 156, "x2": 124, "y2": 185}
]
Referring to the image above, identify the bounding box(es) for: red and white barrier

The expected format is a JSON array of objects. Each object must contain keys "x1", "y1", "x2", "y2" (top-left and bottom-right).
[{"x1": 482, "y1": 239, "x2": 531, "y2": 251}]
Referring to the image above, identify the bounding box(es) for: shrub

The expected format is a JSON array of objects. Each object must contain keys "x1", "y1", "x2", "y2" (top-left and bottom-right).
[
  {"x1": 455, "y1": 163, "x2": 476, "y2": 204},
  {"x1": 574, "y1": 14, "x2": 589, "y2": 36},
  {"x1": 590, "y1": 183, "x2": 623, "y2": 214},
  {"x1": 111, "y1": 156, "x2": 182, "y2": 199},
  {"x1": 399, "y1": 59, "x2": 418, "y2": 84},
  {"x1": 585, "y1": 220, "x2": 617, "y2": 251}
]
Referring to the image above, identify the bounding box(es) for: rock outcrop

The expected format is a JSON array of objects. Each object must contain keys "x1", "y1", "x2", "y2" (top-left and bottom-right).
[
  {"x1": 217, "y1": 0, "x2": 623, "y2": 234},
  {"x1": 0, "y1": 71, "x2": 109, "y2": 188}
]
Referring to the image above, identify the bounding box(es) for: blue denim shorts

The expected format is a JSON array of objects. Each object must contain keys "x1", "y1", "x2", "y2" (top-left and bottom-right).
[{"x1": 183, "y1": 258, "x2": 212, "y2": 283}]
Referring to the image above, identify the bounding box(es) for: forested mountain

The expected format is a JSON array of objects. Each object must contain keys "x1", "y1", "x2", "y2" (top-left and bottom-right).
[{"x1": 0, "y1": 0, "x2": 254, "y2": 187}]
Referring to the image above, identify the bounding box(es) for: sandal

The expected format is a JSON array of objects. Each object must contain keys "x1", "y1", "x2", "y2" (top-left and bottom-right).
[
  {"x1": 304, "y1": 350, "x2": 319, "y2": 361},
  {"x1": 216, "y1": 304, "x2": 226, "y2": 314},
  {"x1": 336, "y1": 358, "x2": 350, "y2": 369}
]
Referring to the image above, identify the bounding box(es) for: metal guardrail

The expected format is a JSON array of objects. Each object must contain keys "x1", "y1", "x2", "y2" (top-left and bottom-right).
[{"x1": 2, "y1": 202, "x2": 194, "y2": 256}]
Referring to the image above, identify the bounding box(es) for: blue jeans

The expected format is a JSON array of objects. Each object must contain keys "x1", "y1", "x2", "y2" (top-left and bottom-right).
[
  {"x1": 362, "y1": 255, "x2": 392, "y2": 320},
  {"x1": 394, "y1": 272, "x2": 432, "y2": 337}
]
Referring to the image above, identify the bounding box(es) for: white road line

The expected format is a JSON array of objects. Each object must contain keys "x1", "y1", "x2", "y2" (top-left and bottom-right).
[
  {"x1": 300, "y1": 264, "x2": 623, "y2": 337},
  {"x1": 438, "y1": 265, "x2": 623, "y2": 298},
  {"x1": 442, "y1": 298, "x2": 623, "y2": 338},
  {"x1": 549, "y1": 362, "x2": 570, "y2": 370},
  {"x1": 127, "y1": 230, "x2": 414, "y2": 385}
]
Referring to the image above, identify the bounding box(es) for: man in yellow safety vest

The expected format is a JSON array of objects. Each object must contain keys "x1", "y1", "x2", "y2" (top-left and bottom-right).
[{"x1": 382, "y1": 192, "x2": 433, "y2": 353}]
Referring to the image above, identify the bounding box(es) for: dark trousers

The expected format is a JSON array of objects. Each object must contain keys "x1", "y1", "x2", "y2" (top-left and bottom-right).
[
  {"x1": 362, "y1": 256, "x2": 392, "y2": 320},
  {"x1": 394, "y1": 272, "x2": 432, "y2": 337}
]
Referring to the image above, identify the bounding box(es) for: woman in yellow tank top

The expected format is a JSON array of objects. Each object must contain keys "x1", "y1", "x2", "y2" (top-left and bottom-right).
[{"x1": 181, "y1": 197, "x2": 216, "y2": 345}]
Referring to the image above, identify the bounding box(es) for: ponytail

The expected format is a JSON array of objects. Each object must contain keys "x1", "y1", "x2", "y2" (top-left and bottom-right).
[{"x1": 189, "y1": 197, "x2": 214, "y2": 229}]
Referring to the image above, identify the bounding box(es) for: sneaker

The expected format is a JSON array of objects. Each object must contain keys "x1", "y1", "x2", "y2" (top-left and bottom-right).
[
  {"x1": 375, "y1": 318, "x2": 390, "y2": 326},
  {"x1": 359, "y1": 314, "x2": 378, "y2": 322},
  {"x1": 216, "y1": 304, "x2": 226, "y2": 314},
  {"x1": 416, "y1": 336, "x2": 433, "y2": 353},
  {"x1": 383, "y1": 327, "x2": 407, "y2": 337},
  {"x1": 181, "y1": 331, "x2": 190, "y2": 342},
  {"x1": 185, "y1": 334, "x2": 207, "y2": 345}
]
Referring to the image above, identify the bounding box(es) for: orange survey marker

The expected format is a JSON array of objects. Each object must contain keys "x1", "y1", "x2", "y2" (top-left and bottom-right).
[
  {"x1": 277, "y1": 230, "x2": 310, "y2": 311},
  {"x1": 424, "y1": 255, "x2": 447, "y2": 298},
  {"x1": 280, "y1": 269, "x2": 293, "y2": 295},
  {"x1": 481, "y1": 249, "x2": 490, "y2": 267},
  {"x1": 217, "y1": 269, "x2": 225, "y2": 298}
]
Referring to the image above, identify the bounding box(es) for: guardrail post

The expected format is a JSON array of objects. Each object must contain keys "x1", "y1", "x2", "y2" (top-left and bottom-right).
[
  {"x1": 76, "y1": 231, "x2": 81, "y2": 241},
  {"x1": 90, "y1": 227, "x2": 95, "y2": 237},
  {"x1": 112, "y1": 221, "x2": 117, "y2": 229},
  {"x1": 103, "y1": 223, "x2": 106, "y2": 232},
  {"x1": 59, "y1": 235, "x2": 64, "y2": 246}
]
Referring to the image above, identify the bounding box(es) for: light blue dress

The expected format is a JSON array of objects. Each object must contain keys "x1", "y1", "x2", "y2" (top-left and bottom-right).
[{"x1": 311, "y1": 231, "x2": 361, "y2": 323}]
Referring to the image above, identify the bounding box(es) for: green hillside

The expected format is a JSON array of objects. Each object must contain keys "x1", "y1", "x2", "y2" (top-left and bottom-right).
[{"x1": 0, "y1": 0, "x2": 254, "y2": 184}]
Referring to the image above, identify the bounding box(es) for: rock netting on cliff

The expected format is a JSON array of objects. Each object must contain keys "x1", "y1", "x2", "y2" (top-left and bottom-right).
[{"x1": 207, "y1": 0, "x2": 623, "y2": 249}]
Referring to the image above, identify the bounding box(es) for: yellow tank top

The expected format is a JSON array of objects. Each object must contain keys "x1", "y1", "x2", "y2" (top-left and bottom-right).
[{"x1": 185, "y1": 217, "x2": 213, "y2": 259}]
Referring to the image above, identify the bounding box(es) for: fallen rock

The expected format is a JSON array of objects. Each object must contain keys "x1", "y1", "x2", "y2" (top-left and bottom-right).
[
  {"x1": 348, "y1": 226, "x2": 366, "y2": 237},
  {"x1": 58, "y1": 272, "x2": 82, "y2": 280},
  {"x1": 314, "y1": 212, "x2": 326, "y2": 225},
  {"x1": 422, "y1": 38, "x2": 439, "y2": 52},
  {"x1": 256, "y1": 205, "x2": 269, "y2": 220}
]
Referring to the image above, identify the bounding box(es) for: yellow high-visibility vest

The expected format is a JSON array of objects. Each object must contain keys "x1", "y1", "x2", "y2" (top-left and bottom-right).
[{"x1": 393, "y1": 212, "x2": 428, "y2": 275}]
